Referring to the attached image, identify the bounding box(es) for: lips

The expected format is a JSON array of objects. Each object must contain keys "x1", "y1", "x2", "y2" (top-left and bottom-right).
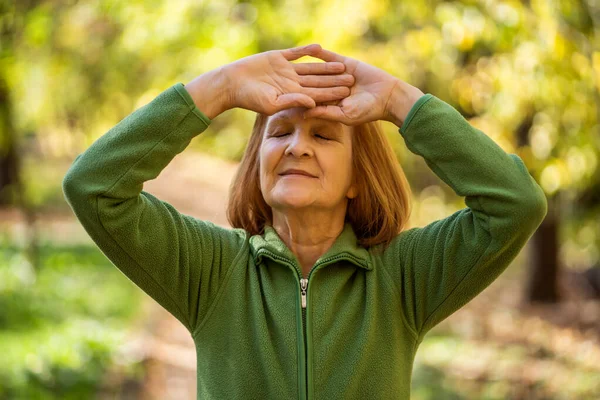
[{"x1": 279, "y1": 169, "x2": 317, "y2": 178}]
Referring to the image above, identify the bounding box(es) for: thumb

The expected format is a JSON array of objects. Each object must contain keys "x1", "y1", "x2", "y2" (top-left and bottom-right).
[
  {"x1": 281, "y1": 44, "x2": 322, "y2": 61},
  {"x1": 274, "y1": 93, "x2": 316, "y2": 110},
  {"x1": 303, "y1": 105, "x2": 348, "y2": 123}
]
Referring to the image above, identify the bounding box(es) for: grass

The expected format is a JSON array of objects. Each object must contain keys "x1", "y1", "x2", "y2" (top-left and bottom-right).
[{"x1": 0, "y1": 241, "x2": 145, "y2": 400}]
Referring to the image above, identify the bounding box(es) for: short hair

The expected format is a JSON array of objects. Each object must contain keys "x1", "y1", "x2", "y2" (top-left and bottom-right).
[{"x1": 226, "y1": 112, "x2": 412, "y2": 252}]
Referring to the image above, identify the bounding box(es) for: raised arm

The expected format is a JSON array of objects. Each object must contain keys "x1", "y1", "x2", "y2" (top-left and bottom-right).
[
  {"x1": 385, "y1": 89, "x2": 547, "y2": 342},
  {"x1": 62, "y1": 44, "x2": 355, "y2": 334},
  {"x1": 303, "y1": 47, "x2": 547, "y2": 343}
]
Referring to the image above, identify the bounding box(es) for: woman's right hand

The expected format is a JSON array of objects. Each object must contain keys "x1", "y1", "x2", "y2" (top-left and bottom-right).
[{"x1": 221, "y1": 44, "x2": 355, "y2": 116}]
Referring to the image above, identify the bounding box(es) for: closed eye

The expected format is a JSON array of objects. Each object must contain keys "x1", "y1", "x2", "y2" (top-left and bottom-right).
[{"x1": 271, "y1": 132, "x2": 330, "y2": 141}]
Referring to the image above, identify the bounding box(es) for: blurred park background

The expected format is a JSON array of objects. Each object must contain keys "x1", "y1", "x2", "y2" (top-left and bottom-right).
[{"x1": 1, "y1": 0, "x2": 600, "y2": 398}]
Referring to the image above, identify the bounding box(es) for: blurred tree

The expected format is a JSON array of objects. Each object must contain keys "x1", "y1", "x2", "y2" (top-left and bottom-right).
[
  {"x1": 0, "y1": 0, "x2": 23, "y2": 207},
  {"x1": 2, "y1": 0, "x2": 598, "y2": 299},
  {"x1": 521, "y1": 0, "x2": 600, "y2": 303},
  {"x1": 0, "y1": 0, "x2": 42, "y2": 270}
]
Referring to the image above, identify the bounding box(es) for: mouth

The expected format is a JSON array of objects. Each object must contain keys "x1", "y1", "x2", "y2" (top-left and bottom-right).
[
  {"x1": 279, "y1": 173, "x2": 316, "y2": 178},
  {"x1": 278, "y1": 169, "x2": 317, "y2": 178}
]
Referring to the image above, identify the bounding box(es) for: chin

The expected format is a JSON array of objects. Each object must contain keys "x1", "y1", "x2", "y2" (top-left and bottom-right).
[
  {"x1": 271, "y1": 193, "x2": 314, "y2": 209},
  {"x1": 276, "y1": 199, "x2": 313, "y2": 209}
]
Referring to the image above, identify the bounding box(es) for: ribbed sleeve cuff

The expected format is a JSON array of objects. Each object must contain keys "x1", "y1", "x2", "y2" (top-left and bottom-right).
[
  {"x1": 174, "y1": 82, "x2": 213, "y2": 127},
  {"x1": 399, "y1": 93, "x2": 434, "y2": 135}
]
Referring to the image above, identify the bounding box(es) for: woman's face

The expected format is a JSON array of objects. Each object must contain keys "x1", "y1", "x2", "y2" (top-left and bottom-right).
[{"x1": 259, "y1": 107, "x2": 357, "y2": 214}]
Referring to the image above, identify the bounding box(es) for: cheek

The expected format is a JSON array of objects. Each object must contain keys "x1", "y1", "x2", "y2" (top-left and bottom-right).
[
  {"x1": 324, "y1": 151, "x2": 353, "y2": 180},
  {"x1": 260, "y1": 142, "x2": 281, "y2": 167},
  {"x1": 259, "y1": 143, "x2": 280, "y2": 188}
]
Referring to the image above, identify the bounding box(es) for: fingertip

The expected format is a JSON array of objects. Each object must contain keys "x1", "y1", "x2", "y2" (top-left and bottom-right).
[
  {"x1": 299, "y1": 43, "x2": 321, "y2": 55},
  {"x1": 303, "y1": 96, "x2": 316, "y2": 109},
  {"x1": 303, "y1": 109, "x2": 315, "y2": 119},
  {"x1": 338, "y1": 86, "x2": 351, "y2": 97},
  {"x1": 333, "y1": 62, "x2": 345, "y2": 71},
  {"x1": 307, "y1": 43, "x2": 322, "y2": 52}
]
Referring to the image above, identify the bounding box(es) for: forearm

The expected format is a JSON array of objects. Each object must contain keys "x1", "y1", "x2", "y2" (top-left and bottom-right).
[{"x1": 184, "y1": 67, "x2": 232, "y2": 120}]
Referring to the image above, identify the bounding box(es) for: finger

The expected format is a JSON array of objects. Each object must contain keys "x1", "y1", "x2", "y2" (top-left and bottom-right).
[
  {"x1": 275, "y1": 93, "x2": 316, "y2": 110},
  {"x1": 302, "y1": 86, "x2": 350, "y2": 103},
  {"x1": 311, "y1": 47, "x2": 346, "y2": 63},
  {"x1": 293, "y1": 62, "x2": 345, "y2": 75},
  {"x1": 303, "y1": 105, "x2": 350, "y2": 123},
  {"x1": 318, "y1": 100, "x2": 340, "y2": 106},
  {"x1": 281, "y1": 43, "x2": 322, "y2": 61},
  {"x1": 298, "y1": 73, "x2": 355, "y2": 88}
]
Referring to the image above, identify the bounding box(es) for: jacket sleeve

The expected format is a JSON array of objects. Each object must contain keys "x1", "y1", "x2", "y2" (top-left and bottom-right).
[
  {"x1": 381, "y1": 94, "x2": 547, "y2": 343},
  {"x1": 62, "y1": 83, "x2": 247, "y2": 335}
]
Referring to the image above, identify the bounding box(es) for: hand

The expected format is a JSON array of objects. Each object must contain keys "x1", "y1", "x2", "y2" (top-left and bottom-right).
[
  {"x1": 222, "y1": 44, "x2": 355, "y2": 116},
  {"x1": 301, "y1": 48, "x2": 424, "y2": 126}
]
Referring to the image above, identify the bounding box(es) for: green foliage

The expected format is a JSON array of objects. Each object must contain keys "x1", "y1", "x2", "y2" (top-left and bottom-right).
[
  {"x1": 0, "y1": 243, "x2": 144, "y2": 399},
  {"x1": 3, "y1": 0, "x2": 598, "y2": 255}
]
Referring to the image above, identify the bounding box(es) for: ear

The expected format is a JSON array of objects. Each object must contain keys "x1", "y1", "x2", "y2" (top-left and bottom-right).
[{"x1": 347, "y1": 183, "x2": 358, "y2": 199}]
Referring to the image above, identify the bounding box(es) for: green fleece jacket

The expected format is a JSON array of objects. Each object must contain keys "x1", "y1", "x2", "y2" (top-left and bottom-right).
[{"x1": 62, "y1": 82, "x2": 547, "y2": 399}]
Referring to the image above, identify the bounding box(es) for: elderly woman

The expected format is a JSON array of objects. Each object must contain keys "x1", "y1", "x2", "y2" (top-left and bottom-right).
[{"x1": 63, "y1": 44, "x2": 547, "y2": 399}]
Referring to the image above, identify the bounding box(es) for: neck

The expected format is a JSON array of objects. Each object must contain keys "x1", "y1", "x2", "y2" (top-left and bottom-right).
[{"x1": 271, "y1": 207, "x2": 347, "y2": 278}]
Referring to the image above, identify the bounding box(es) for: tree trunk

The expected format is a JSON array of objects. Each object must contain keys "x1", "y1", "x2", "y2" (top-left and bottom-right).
[
  {"x1": 524, "y1": 191, "x2": 561, "y2": 303},
  {"x1": 0, "y1": 77, "x2": 20, "y2": 207}
]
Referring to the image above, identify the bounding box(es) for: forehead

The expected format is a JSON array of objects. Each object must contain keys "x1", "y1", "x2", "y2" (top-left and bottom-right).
[{"x1": 266, "y1": 108, "x2": 349, "y2": 132}]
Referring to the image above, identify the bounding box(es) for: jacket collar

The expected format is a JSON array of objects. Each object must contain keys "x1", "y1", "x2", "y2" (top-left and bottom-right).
[{"x1": 249, "y1": 222, "x2": 372, "y2": 271}]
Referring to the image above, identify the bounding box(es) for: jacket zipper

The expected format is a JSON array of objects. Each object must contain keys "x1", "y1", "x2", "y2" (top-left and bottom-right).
[
  {"x1": 300, "y1": 277, "x2": 308, "y2": 399},
  {"x1": 300, "y1": 278, "x2": 308, "y2": 309},
  {"x1": 255, "y1": 251, "x2": 309, "y2": 399},
  {"x1": 255, "y1": 250, "x2": 368, "y2": 400}
]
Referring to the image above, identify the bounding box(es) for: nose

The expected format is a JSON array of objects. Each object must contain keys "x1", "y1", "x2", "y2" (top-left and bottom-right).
[{"x1": 284, "y1": 129, "x2": 313, "y2": 158}]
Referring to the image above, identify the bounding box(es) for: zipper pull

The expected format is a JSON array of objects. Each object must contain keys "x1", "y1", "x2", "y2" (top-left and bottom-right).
[{"x1": 300, "y1": 278, "x2": 308, "y2": 308}]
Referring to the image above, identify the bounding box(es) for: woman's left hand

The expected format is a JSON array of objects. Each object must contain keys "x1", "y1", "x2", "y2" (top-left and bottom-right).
[{"x1": 301, "y1": 48, "x2": 424, "y2": 126}]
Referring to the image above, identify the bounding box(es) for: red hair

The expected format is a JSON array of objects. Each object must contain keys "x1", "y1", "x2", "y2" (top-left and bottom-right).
[{"x1": 226, "y1": 113, "x2": 412, "y2": 251}]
